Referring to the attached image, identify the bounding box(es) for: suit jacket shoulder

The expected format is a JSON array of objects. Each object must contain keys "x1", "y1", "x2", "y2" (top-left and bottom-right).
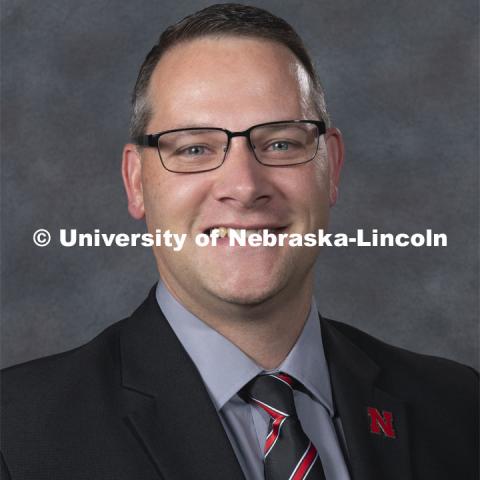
[
  {"x1": 325, "y1": 317, "x2": 478, "y2": 402},
  {"x1": 2, "y1": 319, "x2": 122, "y2": 404}
]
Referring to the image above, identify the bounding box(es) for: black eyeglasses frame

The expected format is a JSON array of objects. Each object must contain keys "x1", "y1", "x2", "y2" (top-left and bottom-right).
[{"x1": 134, "y1": 119, "x2": 326, "y2": 173}]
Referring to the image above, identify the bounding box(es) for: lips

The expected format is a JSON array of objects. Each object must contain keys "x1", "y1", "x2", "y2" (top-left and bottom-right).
[
  {"x1": 209, "y1": 226, "x2": 287, "y2": 238},
  {"x1": 202, "y1": 222, "x2": 287, "y2": 238}
]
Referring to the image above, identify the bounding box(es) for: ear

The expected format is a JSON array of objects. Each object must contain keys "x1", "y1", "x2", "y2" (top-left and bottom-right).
[
  {"x1": 324, "y1": 127, "x2": 345, "y2": 206},
  {"x1": 122, "y1": 144, "x2": 145, "y2": 219}
]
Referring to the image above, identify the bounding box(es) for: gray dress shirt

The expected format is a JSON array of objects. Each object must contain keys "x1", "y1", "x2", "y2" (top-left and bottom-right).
[{"x1": 156, "y1": 281, "x2": 351, "y2": 480}]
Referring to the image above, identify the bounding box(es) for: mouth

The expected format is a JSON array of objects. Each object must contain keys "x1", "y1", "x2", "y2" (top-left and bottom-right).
[{"x1": 203, "y1": 225, "x2": 288, "y2": 239}]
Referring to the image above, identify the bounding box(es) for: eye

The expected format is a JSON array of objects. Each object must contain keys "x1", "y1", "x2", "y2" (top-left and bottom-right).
[
  {"x1": 182, "y1": 145, "x2": 206, "y2": 155},
  {"x1": 270, "y1": 141, "x2": 291, "y2": 151}
]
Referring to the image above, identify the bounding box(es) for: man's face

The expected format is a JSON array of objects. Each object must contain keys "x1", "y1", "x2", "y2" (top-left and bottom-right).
[{"x1": 123, "y1": 37, "x2": 343, "y2": 315}]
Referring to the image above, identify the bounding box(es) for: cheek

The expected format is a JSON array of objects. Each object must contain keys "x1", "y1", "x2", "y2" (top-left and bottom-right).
[
  {"x1": 291, "y1": 158, "x2": 330, "y2": 206},
  {"x1": 142, "y1": 161, "x2": 209, "y2": 228},
  {"x1": 292, "y1": 159, "x2": 331, "y2": 229},
  {"x1": 141, "y1": 162, "x2": 168, "y2": 225}
]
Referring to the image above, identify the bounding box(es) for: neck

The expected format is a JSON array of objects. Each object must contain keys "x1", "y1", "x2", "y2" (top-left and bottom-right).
[{"x1": 163, "y1": 274, "x2": 314, "y2": 370}]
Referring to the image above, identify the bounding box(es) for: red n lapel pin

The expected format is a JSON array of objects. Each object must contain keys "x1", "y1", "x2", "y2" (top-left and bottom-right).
[{"x1": 367, "y1": 407, "x2": 396, "y2": 439}]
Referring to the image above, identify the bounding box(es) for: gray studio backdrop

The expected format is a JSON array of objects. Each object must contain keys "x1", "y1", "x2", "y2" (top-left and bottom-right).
[{"x1": 1, "y1": 0, "x2": 478, "y2": 369}]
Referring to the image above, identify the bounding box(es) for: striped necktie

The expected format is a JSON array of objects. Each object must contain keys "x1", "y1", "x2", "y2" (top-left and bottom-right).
[{"x1": 242, "y1": 372, "x2": 327, "y2": 480}]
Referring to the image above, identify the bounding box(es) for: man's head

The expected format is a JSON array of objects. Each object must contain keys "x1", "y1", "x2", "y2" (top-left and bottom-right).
[
  {"x1": 122, "y1": 3, "x2": 344, "y2": 318},
  {"x1": 129, "y1": 3, "x2": 331, "y2": 142}
]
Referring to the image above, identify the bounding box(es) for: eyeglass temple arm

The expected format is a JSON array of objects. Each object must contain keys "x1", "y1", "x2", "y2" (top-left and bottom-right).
[{"x1": 133, "y1": 135, "x2": 158, "y2": 147}]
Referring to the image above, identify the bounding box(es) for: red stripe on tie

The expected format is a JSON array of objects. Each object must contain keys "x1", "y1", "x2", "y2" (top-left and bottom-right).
[
  {"x1": 252, "y1": 398, "x2": 288, "y2": 419},
  {"x1": 264, "y1": 416, "x2": 284, "y2": 456},
  {"x1": 291, "y1": 442, "x2": 318, "y2": 480},
  {"x1": 276, "y1": 373, "x2": 294, "y2": 386}
]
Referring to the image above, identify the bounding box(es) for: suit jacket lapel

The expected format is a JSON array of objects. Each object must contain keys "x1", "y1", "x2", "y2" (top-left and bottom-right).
[
  {"x1": 119, "y1": 287, "x2": 245, "y2": 480},
  {"x1": 321, "y1": 318, "x2": 413, "y2": 480}
]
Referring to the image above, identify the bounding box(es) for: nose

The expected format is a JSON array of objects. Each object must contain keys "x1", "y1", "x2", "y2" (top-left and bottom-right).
[{"x1": 210, "y1": 137, "x2": 274, "y2": 209}]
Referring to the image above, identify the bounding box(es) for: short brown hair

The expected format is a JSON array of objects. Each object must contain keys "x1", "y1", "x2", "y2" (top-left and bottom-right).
[{"x1": 130, "y1": 3, "x2": 330, "y2": 140}]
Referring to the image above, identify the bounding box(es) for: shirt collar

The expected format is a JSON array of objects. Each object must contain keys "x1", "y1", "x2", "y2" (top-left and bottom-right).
[
  {"x1": 156, "y1": 281, "x2": 333, "y2": 416},
  {"x1": 274, "y1": 298, "x2": 334, "y2": 416}
]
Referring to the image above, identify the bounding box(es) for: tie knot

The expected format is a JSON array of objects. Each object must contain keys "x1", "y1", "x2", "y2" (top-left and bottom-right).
[{"x1": 241, "y1": 373, "x2": 298, "y2": 419}]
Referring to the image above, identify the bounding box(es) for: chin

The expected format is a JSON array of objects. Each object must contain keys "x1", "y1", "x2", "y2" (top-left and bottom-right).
[
  {"x1": 201, "y1": 269, "x2": 289, "y2": 307},
  {"x1": 214, "y1": 289, "x2": 277, "y2": 306}
]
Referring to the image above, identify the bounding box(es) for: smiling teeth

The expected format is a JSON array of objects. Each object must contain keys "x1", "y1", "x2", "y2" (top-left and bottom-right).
[
  {"x1": 210, "y1": 227, "x2": 228, "y2": 238},
  {"x1": 209, "y1": 227, "x2": 271, "y2": 238}
]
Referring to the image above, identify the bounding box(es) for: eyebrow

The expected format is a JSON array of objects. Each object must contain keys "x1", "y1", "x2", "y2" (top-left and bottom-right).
[{"x1": 169, "y1": 122, "x2": 221, "y2": 130}]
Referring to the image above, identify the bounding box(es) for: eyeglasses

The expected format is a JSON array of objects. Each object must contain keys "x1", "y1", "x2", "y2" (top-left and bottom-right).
[{"x1": 134, "y1": 119, "x2": 326, "y2": 173}]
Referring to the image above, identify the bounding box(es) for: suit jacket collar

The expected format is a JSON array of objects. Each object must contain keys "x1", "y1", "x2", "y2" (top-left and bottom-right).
[
  {"x1": 120, "y1": 286, "x2": 245, "y2": 480},
  {"x1": 321, "y1": 317, "x2": 413, "y2": 480},
  {"x1": 119, "y1": 286, "x2": 412, "y2": 480}
]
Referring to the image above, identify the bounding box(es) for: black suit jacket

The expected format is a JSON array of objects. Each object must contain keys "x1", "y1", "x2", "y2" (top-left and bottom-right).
[{"x1": 1, "y1": 286, "x2": 478, "y2": 479}]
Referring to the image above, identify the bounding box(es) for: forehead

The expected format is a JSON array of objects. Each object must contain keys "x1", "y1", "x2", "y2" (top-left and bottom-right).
[{"x1": 146, "y1": 36, "x2": 309, "y2": 131}]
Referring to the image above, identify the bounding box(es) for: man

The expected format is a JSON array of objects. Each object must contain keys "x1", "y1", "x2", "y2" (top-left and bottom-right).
[{"x1": 1, "y1": 4, "x2": 477, "y2": 480}]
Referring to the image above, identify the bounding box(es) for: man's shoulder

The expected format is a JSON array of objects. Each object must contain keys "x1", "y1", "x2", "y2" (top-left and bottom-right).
[
  {"x1": 1, "y1": 316, "x2": 127, "y2": 409},
  {"x1": 1, "y1": 287, "x2": 163, "y2": 409},
  {"x1": 323, "y1": 317, "x2": 478, "y2": 403},
  {"x1": 324, "y1": 317, "x2": 478, "y2": 373}
]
